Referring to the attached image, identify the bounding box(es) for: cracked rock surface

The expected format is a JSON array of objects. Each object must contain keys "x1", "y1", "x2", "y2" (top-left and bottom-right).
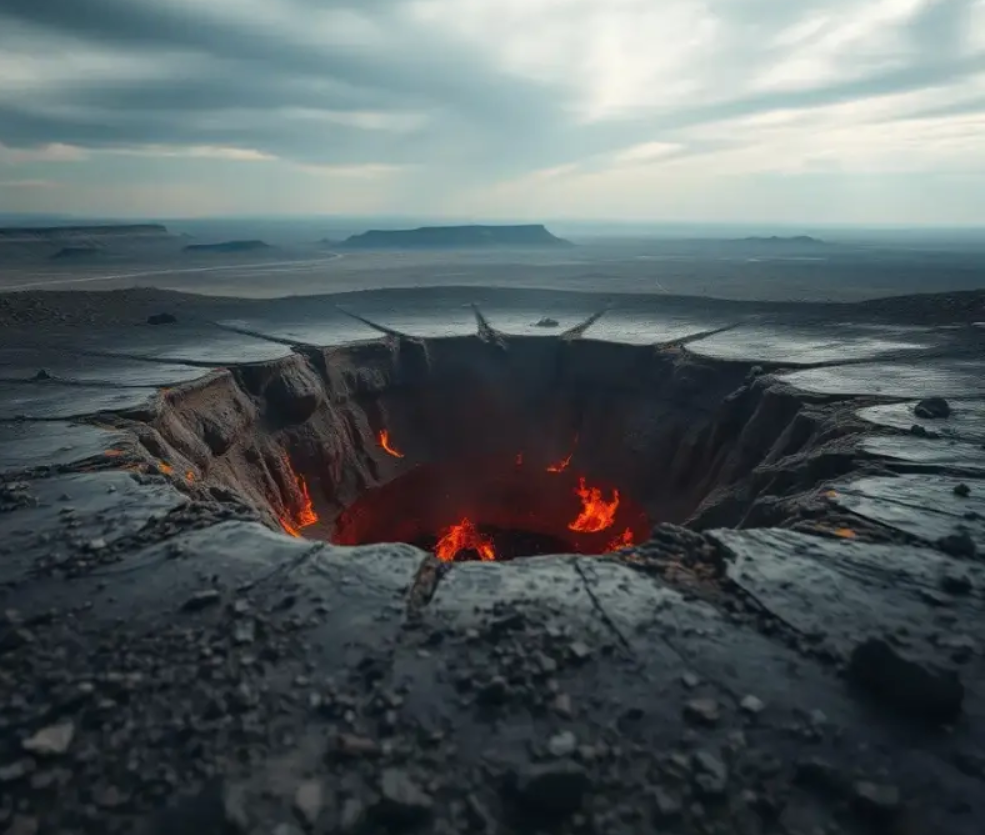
[{"x1": 1, "y1": 286, "x2": 984, "y2": 834}]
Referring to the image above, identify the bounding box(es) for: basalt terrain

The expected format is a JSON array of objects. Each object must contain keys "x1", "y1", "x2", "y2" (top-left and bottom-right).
[{"x1": 0, "y1": 286, "x2": 984, "y2": 835}]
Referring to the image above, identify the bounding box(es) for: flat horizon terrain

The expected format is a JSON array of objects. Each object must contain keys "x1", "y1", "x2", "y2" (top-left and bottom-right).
[{"x1": 2, "y1": 224, "x2": 985, "y2": 304}]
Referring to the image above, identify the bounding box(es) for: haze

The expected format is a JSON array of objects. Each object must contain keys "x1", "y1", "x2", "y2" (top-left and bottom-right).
[{"x1": 0, "y1": 0, "x2": 983, "y2": 226}]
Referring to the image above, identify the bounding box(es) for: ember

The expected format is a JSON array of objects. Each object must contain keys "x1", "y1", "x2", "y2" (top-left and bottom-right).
[
  {"x1": 569, "y1": 477, "x2": 619, "y2": 533},
  {"x1": 606, "y1": 527, "x2": 634, "y2": 551},
  {"x1": 546, "y1": 452, "x2": 572, "y2": 473},
  {"x1": 379, "y1": 429, "x2": 405, "y2": 458},
  {"x1": 435, "y1": 518, "x2": 496, "y2": 562}
]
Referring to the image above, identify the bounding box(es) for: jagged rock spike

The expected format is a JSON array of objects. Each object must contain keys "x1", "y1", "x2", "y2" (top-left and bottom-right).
[
  {"x1": 335, "y1": 307, "x2": 412, "y2": 339},
  {"x1": 561, "y1": 307, "x2": 610, "y2": 340},
  {"x1": 471, "y1": 304, "x2": 500, "y2": 341}
]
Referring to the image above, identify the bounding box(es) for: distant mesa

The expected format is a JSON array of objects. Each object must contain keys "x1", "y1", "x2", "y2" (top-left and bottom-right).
[
  {"x1": 183, "y1": 240, "x2": 273, "y2": 254},
  {"x1": 533, "y1": 317, "x2": 560, "y2": 328},
  {"x1": 340, "y1": 224, "x2": 573, "y2": 250}
]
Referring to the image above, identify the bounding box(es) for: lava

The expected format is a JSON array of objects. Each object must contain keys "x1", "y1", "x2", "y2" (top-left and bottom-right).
[
  {"x1": 379, "y1": 429, "x2": 405, "y2": 459},
  {"x1": 279, "y1": 454, "x2": 319, "y2": 535},
  {"x1": 186, "y1": 470, "x2": 195, "y2": 483},
  {"x1": 569, "y1": 477, "x2": 619, "y2": 534},
  {"x1": 435, "y1": 518, "x2": 496, "y2": 562},
  {"x1": 606, "y1": 527, "x2": 634, "y2": 551},
  {"x1": 158, "y1": 462, "x2": 174, "y2": 475},
  {"x1": 546, "y1": 452, "x2": 573, "y2": 473}
]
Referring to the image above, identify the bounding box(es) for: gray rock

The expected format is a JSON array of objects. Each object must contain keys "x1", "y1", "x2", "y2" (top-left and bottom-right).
[
  {"x1": 547, "y1": 731, "x2": 577, "y2": 758},
  {"x1": 914, "y1": 397, "x2": 951, "y2": 419},
  {"x1": 938, "y1": 529, "x2": 977, "y2": 558},
  {"x1": 848, "y1": 638, "x2": 964, "y2": 724},
  {"x1": 22, "y1": 721, "x2": 74, "y2": 756},
  {"x1": 691, "y1": 751, "x2": 728, "y2": 797},
  {"x1": 377, "y1": 768, "x2": 433, "y2": 827},
  {"x1": 181, "y1": 589, "x2": 221, "y2": 611},
  {"x1": 740, "y1": 694, "x2": 765, "y2": 715},
  {"x1": 294, "y1": 780, "x2": 323, "y2": 827},
  {"x1": 684, "y1": 698, "x2": 720, "y2": 725},
  {"x1": 339, "y1": 797, "x2": 365, "y2": 832},
  {"x1": 0, "y1": 760, "x2": 33, "y2": 783}
]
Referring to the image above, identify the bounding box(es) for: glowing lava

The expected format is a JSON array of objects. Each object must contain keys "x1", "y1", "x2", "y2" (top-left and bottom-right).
[
  {"x1": 379, "y1": 430, "x2": 405, "y2": 459},
  {"x1": 279, "y1": 454, "x2": 319, "y2": 536},
  {"x1": 568, "y1": 477, "x2": 619, "y2": 534},
  {"x1": 606, "y1": 527, "x2": 634, "y2": 551},
  {"x1": 435, "y1": 518, "x2": 496, "y2": 562}
]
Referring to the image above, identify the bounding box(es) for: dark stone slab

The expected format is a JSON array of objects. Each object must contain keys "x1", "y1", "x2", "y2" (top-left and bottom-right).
[
  {"x1": 0, "y1": 380, "x2": 158, "y2": 419},
  {"x1": 691, "y1": 322, "x2": 935, "y2": 364},
  {"x1": 831, "y1": 475, "x2": 985, "y2": 551},
  {"x1": 862, "y1": 435, "x2": 985, "y2": 474},
  {"x1": 859, "y1": 399, "x2": 985, "y2": 444},
  {"x1": 0, "y1": 421, "x2": 125, "y2": 473},
  {"x1": 783, "y1": 359, "x2": 985, "y2": 397},
  {"x1": 0, "y1": 347, "x2": 203, "y2": 387}
]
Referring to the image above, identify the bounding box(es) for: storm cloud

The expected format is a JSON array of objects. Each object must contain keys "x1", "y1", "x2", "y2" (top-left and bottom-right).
[{"x1": 1, "y1": 0, "x2": 983, "y2": 221}]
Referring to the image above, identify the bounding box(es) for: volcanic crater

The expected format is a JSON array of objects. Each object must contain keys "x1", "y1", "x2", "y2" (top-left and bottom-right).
[{"x1": 107, "y1": 311, "x2": 866, "y2": 563}]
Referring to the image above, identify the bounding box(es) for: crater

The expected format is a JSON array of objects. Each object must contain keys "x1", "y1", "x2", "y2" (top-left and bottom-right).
[{"x1": 108, "y1": 316, "x2": 868, "y2": 563}]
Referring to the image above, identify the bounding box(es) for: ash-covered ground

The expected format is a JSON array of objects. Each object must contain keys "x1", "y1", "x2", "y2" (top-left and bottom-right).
[{"x1": 0, "y1": 276, "x2": 984, "y2": 835}]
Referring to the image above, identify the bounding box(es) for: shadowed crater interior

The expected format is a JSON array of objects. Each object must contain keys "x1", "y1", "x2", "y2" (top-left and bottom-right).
[{"x1": 112, "y1": 323, "x2": 864, "y2": 562}]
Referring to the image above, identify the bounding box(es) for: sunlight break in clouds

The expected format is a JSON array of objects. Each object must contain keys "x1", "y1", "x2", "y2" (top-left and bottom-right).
[{"x1": 0, "y1": 0, "x2": 982, "y2": 223}]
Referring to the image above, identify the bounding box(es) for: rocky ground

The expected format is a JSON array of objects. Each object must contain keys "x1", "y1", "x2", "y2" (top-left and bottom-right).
[{"x1": 1, "y1": 288, "x2": 984, "y2": 834}]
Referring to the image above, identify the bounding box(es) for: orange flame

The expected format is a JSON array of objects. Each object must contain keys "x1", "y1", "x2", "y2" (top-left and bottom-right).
[
  {"x1": 546, "y1": 452, "x2": 572, "y2": 473},
  {"x1": 435, "y1": 518, "x2": 496, "y2": 563},
  {"x1": 280, "y1": 454, "x2": 319, "y2": 534},
  {"x1": 568, "y1": 477, "x2": 619, "y2": 534},
  {"x1": 186, "y1": 470, "x2": 195, "y2": 483},
  {"x1": 379, "y1": 430, "x2": 405, "y2": 459},
  {"x1": 296, "y1": 475, "x2": 318, "y2": 527},
  {"x1": 158, "y1": 462, "x2": 174, "y2": 475},
  {"x1": 104, "y1": 449, "x2": 124, "y2": 458},
  {"x1": 606, "y1": 527, "x2": 634, "y2": 551}
]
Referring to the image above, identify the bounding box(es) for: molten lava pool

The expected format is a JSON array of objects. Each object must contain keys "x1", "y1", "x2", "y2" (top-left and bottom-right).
[{"x1": 332, "y1": 455, "x2": 650, "y2": 561}]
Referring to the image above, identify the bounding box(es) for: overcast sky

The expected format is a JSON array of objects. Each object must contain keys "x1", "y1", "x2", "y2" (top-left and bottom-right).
[{"x1": 0, "y1": 0, "x2": 983, "y2": 225}]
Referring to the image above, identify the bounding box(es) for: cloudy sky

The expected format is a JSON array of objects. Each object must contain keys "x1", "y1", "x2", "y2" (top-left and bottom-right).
[{"x1": 0, "y1": 0, "x2": 983, "y2": 224}]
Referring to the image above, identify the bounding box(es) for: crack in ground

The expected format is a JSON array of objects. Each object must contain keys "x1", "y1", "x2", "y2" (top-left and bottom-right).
[{"x1": 572, "y1": 558, "x2": 634, "y2": 655}]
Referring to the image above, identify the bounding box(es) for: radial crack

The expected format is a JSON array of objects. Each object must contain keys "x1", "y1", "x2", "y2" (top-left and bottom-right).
[
  {"x1": 654, "y1": 322, "x2": 743, "y2": 349},
  {"x1": 335, "y1": 306, "x2": 413, "y2": 339},
  {"x1": 572, "y1": 559, "x2": 633, "y2": 654},
  {"x1": 406, "y1": 554, "x2": 450, "y2": 617},
  {"x1": 208, "y1": 320, "x2": 310, "y2": 348},
  {"x1": 561, "y1": 307, "x2": 610, "y2": 340}
]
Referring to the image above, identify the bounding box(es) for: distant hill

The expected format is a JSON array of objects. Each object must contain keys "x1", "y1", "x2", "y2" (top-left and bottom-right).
[
  {"x1": 340, "y1": 224, "x2": 572, "y2": 250},
  {"x1": 183, "y1": 240, "x2": 273, "y2": 254},
  {"x1": 51, "y1": 246, "x2": 103, "y2": 260},
  {"x1": 0, "y1": 224, "x2": 173, "y2": 262}
]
